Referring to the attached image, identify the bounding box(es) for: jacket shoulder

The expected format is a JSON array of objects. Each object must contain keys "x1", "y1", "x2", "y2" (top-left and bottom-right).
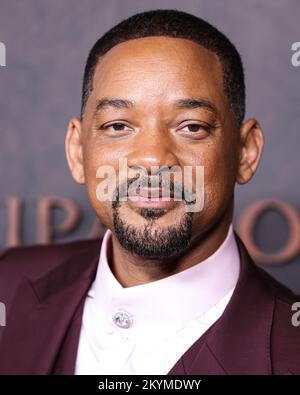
[
  {"x1": 0, "y1": 239, "x2": 101, "y2": 306},
  {"x1": 236, "y1": 235, "x2": 300, "y2": 374},
  {"x1": 0, "y1": 239, "x2": 100, "y2": 274},
  {"x1": 254, "y1": 265, "x2": 300, "y2": 374},
  {"x1": 255, "y1": 264, "x2": 298, "y2": 302}
]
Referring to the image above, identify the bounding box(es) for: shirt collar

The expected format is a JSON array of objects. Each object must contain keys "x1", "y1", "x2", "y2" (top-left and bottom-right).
[{"x1": 88, "y1": 224, "x2": 240, "y2": 339}]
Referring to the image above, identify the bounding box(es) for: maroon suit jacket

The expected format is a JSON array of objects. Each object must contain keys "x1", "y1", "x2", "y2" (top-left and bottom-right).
[{"x1": 0, "y1": 234, "x2": 299, "y2": 375}]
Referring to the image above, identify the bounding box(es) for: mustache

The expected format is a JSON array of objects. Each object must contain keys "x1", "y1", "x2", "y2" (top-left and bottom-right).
[{"x1": 113, "y1": 175, "x2": 196, "y2": 204}]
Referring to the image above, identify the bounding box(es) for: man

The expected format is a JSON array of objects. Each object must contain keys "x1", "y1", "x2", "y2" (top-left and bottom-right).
[{"x1": 0, "y1": 9, "x2": 299, "y2": 375}]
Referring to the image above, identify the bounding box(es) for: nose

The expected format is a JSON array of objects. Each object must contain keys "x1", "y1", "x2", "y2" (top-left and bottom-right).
[{"x1": 127, "y1": 128, "x2": 179, "y2": 173}]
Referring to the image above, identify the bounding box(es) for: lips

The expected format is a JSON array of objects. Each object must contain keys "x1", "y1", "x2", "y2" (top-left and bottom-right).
[
  {"x1": 128, "y1": 188, "x2": 174, "y2": 200},
  {"x1": 127, "y1": 188, "x2": 177, "y2": 208}
]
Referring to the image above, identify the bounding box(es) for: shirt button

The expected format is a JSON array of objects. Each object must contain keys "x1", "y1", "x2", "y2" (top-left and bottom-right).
[{"x1": 112, "y1": 310, "x2": 133, "y2": 329}]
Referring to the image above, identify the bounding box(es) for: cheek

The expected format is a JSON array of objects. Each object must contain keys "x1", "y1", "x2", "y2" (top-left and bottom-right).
[
  {"x1": 83, "y1": 140, "x2": 121, "y2": 187},
  {"x1": 205, "y1": 152, "x2": 235, "y2": 206},
  {"x1": 188, "y1": 142, "x2": 238, "y2": 212},
  {"x1": 81, "y1": 143, "x2": 120, "y2": 227}
]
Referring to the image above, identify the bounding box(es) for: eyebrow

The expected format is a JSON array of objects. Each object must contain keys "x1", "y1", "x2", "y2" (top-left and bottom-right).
[
  {"x1": 95, "y1": 98, "x2": 135, "y2": 112},
  {"x1": 173, "y1": 98, "x2": 218, "y2": 116},
  {"x1": 94, "y1": 97, "x2": 219, "y2": 116}
]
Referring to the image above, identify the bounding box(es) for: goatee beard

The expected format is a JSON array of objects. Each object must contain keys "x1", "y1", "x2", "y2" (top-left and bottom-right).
[{"x1": 112, "y1": 204, "x2": 193, "y2": 259}]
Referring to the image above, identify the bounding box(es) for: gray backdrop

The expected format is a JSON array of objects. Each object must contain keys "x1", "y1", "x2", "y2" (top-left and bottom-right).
[{"x1": 0, "y1": 0, "x2": 300, "y2": 292}]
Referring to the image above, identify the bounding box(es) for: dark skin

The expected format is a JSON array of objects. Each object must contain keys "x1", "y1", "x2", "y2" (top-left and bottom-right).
[{"x1": 65, "y1": 37, "x2": 264, "y2": 287}]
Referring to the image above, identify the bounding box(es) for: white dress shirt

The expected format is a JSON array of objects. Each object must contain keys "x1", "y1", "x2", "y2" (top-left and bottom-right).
[{"x1": 75, "y1": 224, "x2": 240, "y2": 375}]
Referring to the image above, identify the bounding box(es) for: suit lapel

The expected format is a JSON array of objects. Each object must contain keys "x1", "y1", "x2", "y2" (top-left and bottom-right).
[
  {"x1": 0, "y1": 243, "x2": 100, "y2": 374},
  {"x1": 169, "y1": 235, "x2": 275, "y2": 375},
  {"x1": 168, "y1": 330, "x2": 227, "y2": 374}
]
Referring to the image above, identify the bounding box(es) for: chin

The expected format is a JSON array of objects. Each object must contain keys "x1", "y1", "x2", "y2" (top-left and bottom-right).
[{"x1": 112, "y1": 203, "x2": 194, "y2": 258}]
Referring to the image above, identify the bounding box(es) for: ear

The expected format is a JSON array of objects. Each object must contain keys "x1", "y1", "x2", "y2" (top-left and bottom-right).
[
  {"x1": 65, "y1": 117, "x2": 85, "y2": 184},
  {"x1": 236, "y1": 119, "x2": 264, "y2": 185}
]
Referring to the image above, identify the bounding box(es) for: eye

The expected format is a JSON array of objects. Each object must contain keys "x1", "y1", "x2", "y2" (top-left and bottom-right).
[
  {"x1": 180, "y1": 123, "x2": 212, "y2": 134},
  {"x1": 99, "y1": 122, "x2": 130, "y2": 132}
]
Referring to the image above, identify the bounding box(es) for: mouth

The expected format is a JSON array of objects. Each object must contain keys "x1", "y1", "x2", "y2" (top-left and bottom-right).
[{"x1": 127, "y1": 188, "x2": 178, "y2": 209}]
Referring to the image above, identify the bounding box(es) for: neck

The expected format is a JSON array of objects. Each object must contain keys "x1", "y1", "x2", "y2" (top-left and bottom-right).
[{"x1": 110, "y1": 207, "x2": 233, "y2": 288}]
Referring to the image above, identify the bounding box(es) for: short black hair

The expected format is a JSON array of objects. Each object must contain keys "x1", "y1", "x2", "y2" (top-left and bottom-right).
[{"x1": 81, "y1": 9, "x2": 245, "y2": 123}]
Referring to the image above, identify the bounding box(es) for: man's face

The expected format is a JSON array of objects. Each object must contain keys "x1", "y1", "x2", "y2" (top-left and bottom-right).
[{"x1": 67, "y1": 37, "x2": 259, "y2": 258}]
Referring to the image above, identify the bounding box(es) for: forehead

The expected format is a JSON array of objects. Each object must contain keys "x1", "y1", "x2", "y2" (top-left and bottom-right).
[{"x1": 90, "y1": 36, "x2": 226, "y2": 113}]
